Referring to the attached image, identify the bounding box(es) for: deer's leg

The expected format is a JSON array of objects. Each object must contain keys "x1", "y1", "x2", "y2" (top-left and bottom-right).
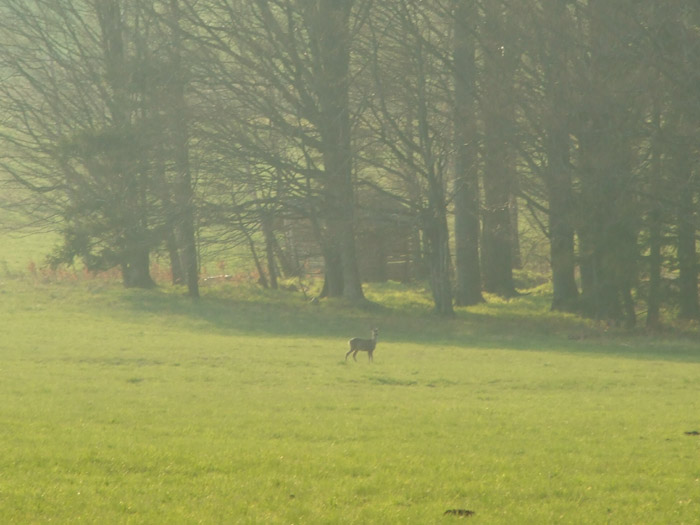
[
  {"x1": 345, "y1": 347, "x2": 353, "y2": 361},
  {"x1": 368, "y1": 350, "x2": 373, "y2": 362},
  {"x1": 353, "y1": 351, "x2": 358, "y2": 361}
]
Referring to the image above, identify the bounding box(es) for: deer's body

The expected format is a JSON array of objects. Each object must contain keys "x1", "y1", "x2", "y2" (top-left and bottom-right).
[{"x1": 346, "y1": 328, "x2": 379, "y2": 362}]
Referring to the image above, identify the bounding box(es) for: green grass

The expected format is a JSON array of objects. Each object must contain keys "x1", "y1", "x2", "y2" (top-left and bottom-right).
[{"x1": 1, "y1": 275, "x2": 700, "y2": 523}]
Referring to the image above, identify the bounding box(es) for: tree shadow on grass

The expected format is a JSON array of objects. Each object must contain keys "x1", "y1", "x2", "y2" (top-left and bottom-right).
[{"x1": 116, "y1": 284, "x2": 700, "y2": 364}]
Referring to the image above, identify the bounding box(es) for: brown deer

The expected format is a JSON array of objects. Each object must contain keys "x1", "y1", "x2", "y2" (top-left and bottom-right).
[{"x1": 346, "y1": 328, "x2": 379, "y2": 362}]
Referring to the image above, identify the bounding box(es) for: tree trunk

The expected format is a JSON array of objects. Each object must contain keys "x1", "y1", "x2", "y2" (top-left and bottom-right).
[
  {"x1": 479, "y1": 3, "x2": 516, "y2": 298},
  {"x1": 539, "y1": 0, "x2": 579, "y2": 312},
  {"x1": 261, "y1": 210, "x2": 278, "y2": 289},
  {"x1": 549, "y1": 189, "x2": 579, "y2": 312},
  {"x1": 248, "y1": 234, "x2": 269, "y2": 289},
  {"x1": 453, "y1": 0, "x2": 484, "y2": 306},
  {"x1": 166, "y1": 227, "x2": 185, "y2": 285},
  {"x1": 319, "y1": 242, "x2": 344, "y2": 298},
  {"x1": 411, "y1": 228, "x2": 428, "y2": 280},
  {"x1": 577, "y1": 229, "x2": 598, "y2": 318},
  {"x1": 273, "y1": 231, "x2": 300, "y2": 278},
  {"x1": 575, "y1": 131, "x2": 626, "y2": 324},
  {"x1": 676, "y1": 151, "x2": 698, "y2": 319},
  {"x1": 646, "y1": 205, "x2": 662, "y2": 327},
  {"x1": 576, "y1": 133, "x2": 635, "y2": 325},
  {"x1": 481, "y1": 148, "x2": 516, "y2": 297},
  {"x1": 574, "y1": 0, "x2": 639, "y2": 326},
  {"x1": 313, "y1": 0, "x2": 364, "y2": 302},
  {"x1": 510, "y1": 194, "x2": 522, "y2": 270},
  {"x1": 414, "y1": 18, "x2": 453, "y2": 317},
  {"x1": 175, "y1": 213, "x2": 199, "y2": 297},
  {"x1": 545, "y1": 130, "x2": 578, "y2": 312},
  {"x1": 122, "y1": 245, "x2": 155, "y2": 288},
  {"x1": 168, "y1": 0, "x2": 199, "y2": 298},
  {"x1": 423, "y1": 200, "x2": 454, "y2": 317},
  {"x1": 646, "y1": 103, "x2": 663, "y2": 328}
]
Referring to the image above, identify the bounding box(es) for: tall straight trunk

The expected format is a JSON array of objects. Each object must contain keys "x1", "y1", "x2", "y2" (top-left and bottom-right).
[
  {"x1": 313, "y1": 0, "x2": 364, "y2": 301},
  {"x1": 453, "y1": 0, "x2": 484, "y2": 306},
  {"x1": 576, "y1": 126, "x2": 631, "y2": 324},
  {"x1": 540, "y1": 0, "x2": 578, "y2": 312},
  {"x1": 174, "y1": 197, "x2": 199, "y2": 298},
  {"x1": 646, "y1": 102, "x2": 663, "y2": 327},
  {"x1": 576, "y1": 130, "x2": 635, "y2": 325},
  {"x1": 148, "y1": 64, "x2": 183, "y2": 286},
  {"x1": 548, "y1": 180, "x2": 578, "y2": 312},
  {"x1": 676, "y1": 150, "x2": 698, "y2": 319},
  {"x1": 646, "y1": 201, "x2": 662, "y2": 326},
  {"x1": 168, "y1": 0, "x2": 199, "y2": 298},
  {"x1": 574, "y1": 0, "x2": 638, "y2": 326},
  {"x1": 481, "y1": 134, "x2": 515, "y2": 297},
  {"x1": 156, "y1": 150, "x2": 184, "y2": 286},
  {"x1": 424, "y1": 205, "x2": 454, "y2": 316},
  {"x1": 479, "y1": 3, "x2": 516, "y2": 297},
  {"x1": 546, "y1": 130, "x2": 578, "y2": 312}
]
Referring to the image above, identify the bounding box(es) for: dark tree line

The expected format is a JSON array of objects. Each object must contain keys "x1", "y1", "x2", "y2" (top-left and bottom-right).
[{"x1": 1, "y1": 0, "x2": 699, "y2": 324}]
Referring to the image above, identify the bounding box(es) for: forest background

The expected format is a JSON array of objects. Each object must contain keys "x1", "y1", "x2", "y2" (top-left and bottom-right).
[{"x1": 1, "y1": 0, "x2": 699, "y2": 326}]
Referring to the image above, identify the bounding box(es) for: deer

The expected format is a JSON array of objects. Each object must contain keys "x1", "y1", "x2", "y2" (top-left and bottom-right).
[{"x1": 346, "y1": 328, "x2": 379, "y2": 362}]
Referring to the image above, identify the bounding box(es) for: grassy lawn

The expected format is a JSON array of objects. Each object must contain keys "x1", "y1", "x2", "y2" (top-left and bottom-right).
[{"x1": 1, "y1": 274, "x2": 699, "y2": 524}]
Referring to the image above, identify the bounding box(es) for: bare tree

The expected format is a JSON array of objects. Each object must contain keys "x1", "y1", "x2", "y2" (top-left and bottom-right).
[
  {"x1": 178, "y1": 0, "x2": 366, "y2": 301},
  {"x1": 362, "y1": 0, "x2": 454, "y2": 316},
  {"x1": 159, "y1": 0, "x2": 200, "y2": 297},
  {"x1": 524, "y1": 0, "x2": 579, "y2": 312}
]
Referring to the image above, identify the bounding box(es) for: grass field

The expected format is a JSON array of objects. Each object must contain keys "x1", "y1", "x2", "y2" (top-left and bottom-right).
[
  {"x1": 0, "y1": 277, "x2": 700, "y2": 524},
  {"x1": 2, "y1": 236, "x2": 700, "y2": 522}
]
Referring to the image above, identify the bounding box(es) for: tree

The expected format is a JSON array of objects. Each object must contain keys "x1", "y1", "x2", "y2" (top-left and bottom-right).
[
  {"x1": 663, "y1": 3, "x2": 700, "y2": 320},
  {"x1": 3, "y1": 0, "x2": 700, "y2": 326},
  {"x1": 478, "y1": 1, "x2": 519, "y2": 297},
  {"x1": 453, "y1": 0, "x2": 484, "y2": 306},
  {"x1": 0, "y1": 0, "x2": 204, "y2": 291},
  {"x1": 533, "y1": 0, "x2": 579, "y2": 312},
  {"x1": 178, "y1": 0, "x2": 366, "y2": 301},
  {"x1": 309, "y1": 0, "x2": 364, "y2": 301},
  {"x1": 362, "y1": 0, "x2": 454, "y2": 316},
  {"x1": 567, "y1": 0, "x2": 641, "y2": 325},
  {"x1": 0, "y1": 0, "x2": 165, "y2": 287},
  {"x1": 159, "y1": 0, "x2": 200, "y2": 297}
]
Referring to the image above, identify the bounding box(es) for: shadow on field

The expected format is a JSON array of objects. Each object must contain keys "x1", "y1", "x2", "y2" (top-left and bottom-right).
[{"x1": 115, "y1": 284, "x2": 700, "y2": 365}]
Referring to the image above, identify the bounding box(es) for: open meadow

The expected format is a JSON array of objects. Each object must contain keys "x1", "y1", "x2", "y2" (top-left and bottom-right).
[
  {"x1": 1, "y1": 231, "x2": 700, "y2": 523},
  {"x1": 2, "y1": 1, "x2": 700, "y2": 521}
]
